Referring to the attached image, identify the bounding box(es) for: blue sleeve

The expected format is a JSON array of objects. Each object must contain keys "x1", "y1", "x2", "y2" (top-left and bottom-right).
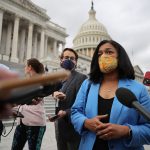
[
  {"x1": 71, "y1": 79, "x2": 90, "y2": 135},
  {"x1": 124, "y1": 85, "x2": 150, "y2": 147}
]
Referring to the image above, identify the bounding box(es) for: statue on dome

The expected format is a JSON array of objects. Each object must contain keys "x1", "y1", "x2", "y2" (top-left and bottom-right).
[{"x1": 91, "y1": 0, "x2": 94, "y2": 10}]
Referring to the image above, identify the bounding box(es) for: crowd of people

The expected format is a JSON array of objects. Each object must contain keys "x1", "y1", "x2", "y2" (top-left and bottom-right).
[{"x1": 0, "y1": 40, "x2": 150, "y2": 150}]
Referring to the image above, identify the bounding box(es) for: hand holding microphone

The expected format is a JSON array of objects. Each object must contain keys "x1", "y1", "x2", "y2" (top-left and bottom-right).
[
  {"x1": 53, "y1": 91, "x2": 66, "y2": 101},
  {"x1": 0, "y1": 70, "x2": 70, "y2": 119},
  {"x1": 0, "y1": 71, "x2": 70, "y2": 105}
]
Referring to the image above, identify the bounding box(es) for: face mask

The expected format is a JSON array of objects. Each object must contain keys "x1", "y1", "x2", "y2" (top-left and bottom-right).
[
  {"x1": 60, "y1": 59, "x2": 75, "y2": 70},
  {"x1": 98, "y1": 56, "x2": 118, "y2": 73}
]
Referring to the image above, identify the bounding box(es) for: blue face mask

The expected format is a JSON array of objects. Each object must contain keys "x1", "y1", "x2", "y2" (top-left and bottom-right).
[{"x1": 60, "y1": 59, "x2": 75, "y2": 70}]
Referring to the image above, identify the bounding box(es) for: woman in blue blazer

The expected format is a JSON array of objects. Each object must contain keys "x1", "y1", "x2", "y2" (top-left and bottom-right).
[{"x1": 71, "y1": 40, "x2": 150, "y2": 150}]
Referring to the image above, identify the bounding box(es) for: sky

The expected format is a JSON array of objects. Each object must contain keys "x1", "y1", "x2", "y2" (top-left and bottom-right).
[{"x1": 32, "y1": 0, "x2": 150, "y2": 72}]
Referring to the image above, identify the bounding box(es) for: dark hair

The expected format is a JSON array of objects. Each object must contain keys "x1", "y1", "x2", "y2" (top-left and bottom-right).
[
  {"x1": 89, "y1": 40, "x2": 135, "y2": 83},
  {"x1": 60, "y1": 48, "x2": 78, "y2": 60},
  {"x1": 27, "y1": 58, "x2": 44, "y2": 74}
]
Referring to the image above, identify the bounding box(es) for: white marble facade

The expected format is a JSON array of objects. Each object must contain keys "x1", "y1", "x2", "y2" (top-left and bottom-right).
[{"x1": 0, "y1": 0, "x2": 68, "y2": 69}]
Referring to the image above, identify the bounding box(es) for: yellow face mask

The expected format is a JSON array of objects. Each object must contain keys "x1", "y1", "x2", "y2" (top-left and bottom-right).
[{"x1": 98, "y1": 56, "x2": 118, "y2": 73}]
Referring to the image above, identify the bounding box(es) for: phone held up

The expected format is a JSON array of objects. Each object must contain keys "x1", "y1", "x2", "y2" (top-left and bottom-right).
[{"x1": 48, "y1": 115, "x2": 59, "y2": 122}]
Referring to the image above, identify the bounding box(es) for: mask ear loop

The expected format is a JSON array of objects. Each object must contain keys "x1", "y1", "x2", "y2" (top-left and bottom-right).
[
  {"x1": 71, "y1": 64, "x2": 76, "y2": 71},
  {"x1": 60, "y1": 57, "x2": 63, "y2": 68},
  {"x1": 72, "y1": 58, "x2": 77, "y2": 71}
]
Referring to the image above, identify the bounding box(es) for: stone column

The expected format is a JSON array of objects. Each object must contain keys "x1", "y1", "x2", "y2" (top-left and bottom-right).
[
  {"x1": 82, "y1": 48, "x2": 84, "y2": 55},
  {"x1": 88, "y1": 49, "x2": 91, "y2": 57},
  {"x1": 57, "y1": 42, "x2": 60, "y2": 55},
  {"x1": 86, "y1": 48, "x2": 89, "y2": 56},
  {"x1": 37, "y1": 39, "x2": 40, "y2": 59},
  {"x1": 1, "y1": 29, "x2": 7, "y2": 55},
  {"x1": 62, "y1": 42, "x2": 65, "y2": 51},
  {"x1": 44, "y1": 35, "x2": 48, "y2": 57},
  {"x1": 19, "y1": 29, "x2": 26, "y2": 63},
  {"x1": 26, "y1": 22, "x2": 33, "y2": 59},
  {"x1": 3, "y1": 22, "x2": 13, "y2": 61},
  {"x1": 78, "y1": 49, "x2": 80, "y2": 54},
  {"x1": 90, "y1": 48, "x2": 93, "y2": 57},
  {"x1": 40, "y1": 28, "x2": 45, "y2": 59},
  {"x1": 0, "y1": 9, "x2": 3, "y2": 59},
  {"x1": 0, "y1": 9, "x2": 3, "y2": 46},
  {"x1": 11, "y1": 16, "x2": 20, "y2": 63},
  {"x1": 80, "y1": 49, "x2": 82, "y2": 54},
  {"x1": 32, "y1": 32, "x2": 38, "y2": 58},
  {"x1": 53, "y1": 39, "x2": 57, "y2": 56}
]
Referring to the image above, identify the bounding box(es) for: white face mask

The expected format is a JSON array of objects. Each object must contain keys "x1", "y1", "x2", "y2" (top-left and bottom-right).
[{"x1": 98, "y1": 55, "x2": 118, "y2": 73}]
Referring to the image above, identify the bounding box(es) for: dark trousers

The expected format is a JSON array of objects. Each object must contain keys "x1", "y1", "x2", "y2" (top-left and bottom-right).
[
  {"x1": 55, "y1": 121, "x2": 80, "y2": 150},
  {"x1": 11, "y1": 123, "x2": 46, "y2": 150}
]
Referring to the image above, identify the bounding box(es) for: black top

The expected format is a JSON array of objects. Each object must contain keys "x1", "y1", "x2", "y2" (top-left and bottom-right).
[{"x1": 92, "y1": 95, "x2": 114, "y2": 150}]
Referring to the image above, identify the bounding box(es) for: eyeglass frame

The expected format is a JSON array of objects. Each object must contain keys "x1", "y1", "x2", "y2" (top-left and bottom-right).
[{"x1": 61, "y1": 56, "x2": 77, "y2": 61}]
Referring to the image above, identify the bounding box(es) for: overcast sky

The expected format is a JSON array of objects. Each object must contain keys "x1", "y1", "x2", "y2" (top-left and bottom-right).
[{"x1": 32, "y1": 0, "x2": 150, "y2": 72}]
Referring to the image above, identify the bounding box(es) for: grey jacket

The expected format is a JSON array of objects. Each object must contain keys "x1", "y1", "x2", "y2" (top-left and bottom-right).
[{"x1": 57, "y1": 70, "x2": 87, "y2": 141}]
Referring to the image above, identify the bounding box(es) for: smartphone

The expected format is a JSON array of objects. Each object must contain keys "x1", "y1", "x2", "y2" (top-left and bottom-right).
[{"x1": 48, "y1": 115, "x2": 59, "y2": 122}]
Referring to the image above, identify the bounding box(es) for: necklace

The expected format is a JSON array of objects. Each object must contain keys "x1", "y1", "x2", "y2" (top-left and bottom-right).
[{"x1": 103, "y1": 89, "x2": 112, "y2": 92}]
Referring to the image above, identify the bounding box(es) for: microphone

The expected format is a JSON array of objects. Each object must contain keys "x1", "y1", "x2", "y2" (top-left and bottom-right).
[
  {"x1": 0, "y1": 85, "x2": 44, "y2": 105},
  {"x1": 143, "y1": 71, "x2": 150, "y2": 86},
  {"x1": 116, "y1": 87, "x2": 150, "y2": 121},
  {"x1": 0, "y1": 83, "x2": 61, "y2": 105},
  {"x1": 0, "y1": 70, "x2": 67, "y2": 105}
]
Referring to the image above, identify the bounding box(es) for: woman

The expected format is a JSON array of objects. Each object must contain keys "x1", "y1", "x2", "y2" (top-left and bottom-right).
[
  {"x1": 71, "y1": 40, "x2": 150, "y2": 150},
  {"x1": 11, "y1": 58, "x2": 46, "y2": 150}
]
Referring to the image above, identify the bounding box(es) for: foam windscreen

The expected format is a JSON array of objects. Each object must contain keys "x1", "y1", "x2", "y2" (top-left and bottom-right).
[
  {"x1": 116, "y1": 87, "x2": 137, "y2": 108},
  {"x1": 143, "y1": 71, "x2": 150, "y2": 86}
]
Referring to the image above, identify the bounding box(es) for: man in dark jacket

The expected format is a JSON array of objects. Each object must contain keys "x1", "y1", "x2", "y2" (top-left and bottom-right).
[{"x1": 52, "y1": 48, "x2": 87, "y2": 150}]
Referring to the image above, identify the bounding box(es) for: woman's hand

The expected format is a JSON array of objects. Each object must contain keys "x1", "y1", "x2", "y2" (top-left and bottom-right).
[
  {"x1": 84, "y1": 115, "x2": 108, "y2": 132},
  {"x1": 96, "y1": 123, "x2": 130, "y2": 140}
]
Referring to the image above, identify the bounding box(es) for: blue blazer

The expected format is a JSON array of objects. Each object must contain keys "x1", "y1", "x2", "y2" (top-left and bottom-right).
[{"x1": 71, "y1": 79, "x2": 150, "y2": 150}]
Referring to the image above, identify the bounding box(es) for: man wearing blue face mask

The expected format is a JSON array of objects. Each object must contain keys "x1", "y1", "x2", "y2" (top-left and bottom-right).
[{"x1": 51, "y1": 48, "x2": 87, "y2": 150}]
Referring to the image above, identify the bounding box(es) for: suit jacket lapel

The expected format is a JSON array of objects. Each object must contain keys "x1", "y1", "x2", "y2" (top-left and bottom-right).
[
  {"x1": 61, "y1": 71, "x2": 76, "y2": 93},
  {"x1": 110, "y1": 79, "x2": 131, "y2": 123},
  {"x1": 86, "y1": 82, "x2": 99, "y2": 118}
]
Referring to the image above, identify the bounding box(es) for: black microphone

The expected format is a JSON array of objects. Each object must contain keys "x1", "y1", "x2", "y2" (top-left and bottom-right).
[
  {"x1": 0, "y1": 82, "x2": 62, "y2": 105},
  {"x1": 0, "y1": 83, "x2": 61, "y2": 105},
  {"x1": 143, "y1": 71, "x2": 150, "y2": 86},
  {"x1": 116, "y1": 87, "x2": 150, "y2": 121},
  {"x1": 0, "y1": 85, "x2": 44, "y2": 105}
]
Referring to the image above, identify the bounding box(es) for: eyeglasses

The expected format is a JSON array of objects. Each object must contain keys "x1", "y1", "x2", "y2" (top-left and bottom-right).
[{"x1": 62, "y1": 56, "x2": 76, "y2": 61}]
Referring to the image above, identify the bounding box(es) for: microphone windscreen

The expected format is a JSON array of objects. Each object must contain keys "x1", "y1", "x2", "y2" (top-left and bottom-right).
[
  {"x1": 143, "y1": 71, "x2": 150, "y2": 86},
  {"x1": 116, "y1": 87, "x2": 137, "y2": 108}
]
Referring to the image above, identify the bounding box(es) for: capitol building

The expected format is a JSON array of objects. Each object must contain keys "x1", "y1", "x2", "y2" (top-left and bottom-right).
[
  {"x1": 0, "y1": 0, "x2": 146, "y2": 85},
  {"x1": 73, "y1": 2, "x2": 111, "y2": 73},
  {"x1": 73, "y1": 2, "x2": 145, "y2": 85},
  {"x1": 73, "y1": 3, "x2": 111, "y2": 58},
  {"x1": 0, "y1": 0, "x2": 68, "y2": 74}
]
